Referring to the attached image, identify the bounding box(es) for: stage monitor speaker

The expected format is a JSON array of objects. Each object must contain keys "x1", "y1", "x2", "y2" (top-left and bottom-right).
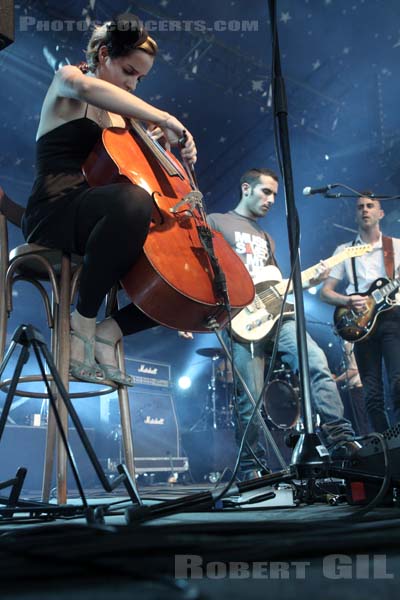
[
  {"x1": 0, "y1": 0, "x2": 14, "y2": 50},
  {"x1": 129, "y1": 389, "x2": 188, "y2": 472},
  {"x1": 343, "y1": 422, "x2": 400, "y2": 505},
  {"x1": 348, "y1": 421, "x2": 400, "y2": 481}
]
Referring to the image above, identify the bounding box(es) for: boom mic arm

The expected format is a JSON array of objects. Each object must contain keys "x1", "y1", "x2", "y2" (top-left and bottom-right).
[{"x1": 302, "y1": 184, "x2": 339, "y2": 196}]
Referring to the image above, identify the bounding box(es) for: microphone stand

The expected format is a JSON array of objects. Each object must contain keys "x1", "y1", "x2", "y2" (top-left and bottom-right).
[
  {"x1": 268, "y1": 0, "x2": 326, "y2": 473},
  {"x1": 325, "y1": 193, "x2": 400, "y2": 200},
  {"x1": 320, "y1": 183, "x2": 400, "y2": 200}
]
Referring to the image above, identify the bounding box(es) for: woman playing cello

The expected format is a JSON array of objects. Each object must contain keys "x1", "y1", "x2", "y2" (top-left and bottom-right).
[{"x1": 22, "y1": 13, "x2": 197, "y2": 386}]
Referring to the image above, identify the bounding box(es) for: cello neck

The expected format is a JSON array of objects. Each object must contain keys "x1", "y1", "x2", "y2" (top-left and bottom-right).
[
  {"x1": 127, "y1": 118, "x2": 187, "y2": 181},
  {"x1": 182, "y1": 156, "x2": 199, "y2": 191}
]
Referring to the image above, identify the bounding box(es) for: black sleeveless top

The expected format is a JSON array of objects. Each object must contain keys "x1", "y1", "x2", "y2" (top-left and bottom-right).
[{"x1": 22, "y1": 117, "x2": 103, "y2": 248}]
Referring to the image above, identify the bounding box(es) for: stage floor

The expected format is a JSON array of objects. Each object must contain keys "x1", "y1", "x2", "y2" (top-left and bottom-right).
[{"x1": 0, "y1": 479, "x2": 399, "y2": 599}]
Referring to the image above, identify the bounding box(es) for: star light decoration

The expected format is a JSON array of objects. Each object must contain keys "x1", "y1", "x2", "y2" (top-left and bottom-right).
[
  {"x1": 280, "y1": 12, "x2": 292, "y2": 24},
  {"x1": 252, "y1": 80, "x2": 265, "y2": 92}
]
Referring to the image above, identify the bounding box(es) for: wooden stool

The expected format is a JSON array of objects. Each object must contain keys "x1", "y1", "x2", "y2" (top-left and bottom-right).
[{"x1": 0, "y1": 187, "x2": 136, "y2": 503}]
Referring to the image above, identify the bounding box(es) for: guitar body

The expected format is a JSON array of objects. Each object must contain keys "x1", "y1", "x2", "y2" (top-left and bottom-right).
[
  {"x1": 231, "y1": 265, "x2": 294, "y2": 342},
  {"x1": 230, "y1": 244, "x2": 374, "y2": 343},
  {"x1": 334, "y1": 277, "x2": 397, "y2": 342}
]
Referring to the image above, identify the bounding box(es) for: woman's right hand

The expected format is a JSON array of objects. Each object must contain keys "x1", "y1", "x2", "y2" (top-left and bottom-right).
[{"x1": 149, "y1": 114, "x2": 197, "y2": 164}]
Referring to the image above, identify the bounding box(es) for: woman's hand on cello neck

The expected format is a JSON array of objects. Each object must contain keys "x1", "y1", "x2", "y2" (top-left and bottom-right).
[{"x1": 147, "y1": 115, "x2": 197, "y2": 165}]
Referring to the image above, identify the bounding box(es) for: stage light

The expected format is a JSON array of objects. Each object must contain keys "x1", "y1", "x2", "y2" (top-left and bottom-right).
[{"x1": 178, "y1": 375, "x2": 192, "y2": 390}]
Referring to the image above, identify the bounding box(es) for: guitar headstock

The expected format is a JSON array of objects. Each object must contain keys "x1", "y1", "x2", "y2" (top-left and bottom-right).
[{"x1": 343, "y1": 244, "x2": 373, "y2": 258}]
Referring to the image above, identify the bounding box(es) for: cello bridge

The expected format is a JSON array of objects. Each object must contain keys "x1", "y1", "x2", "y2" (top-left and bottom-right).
[{"x1": 169, "y1": 190, "x2": 204, "y2": 214}]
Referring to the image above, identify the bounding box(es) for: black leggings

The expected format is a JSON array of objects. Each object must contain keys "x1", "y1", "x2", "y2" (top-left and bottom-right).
[{"x1": 74, "y1": 182, "x2": 157, "y2": 335}]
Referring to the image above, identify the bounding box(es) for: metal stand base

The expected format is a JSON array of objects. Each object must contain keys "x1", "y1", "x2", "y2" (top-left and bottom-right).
[
  {"x1": 0, "y1": 324, "x2": 142, "y2": 523},
  {"x1": 125, "y1": 454, "x2": 395, "y2": 525}
]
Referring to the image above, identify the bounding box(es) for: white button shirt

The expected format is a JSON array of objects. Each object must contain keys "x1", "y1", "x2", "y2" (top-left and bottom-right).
[{"x1": 329, "y1": 233, "x2": 400, "y2": 296}]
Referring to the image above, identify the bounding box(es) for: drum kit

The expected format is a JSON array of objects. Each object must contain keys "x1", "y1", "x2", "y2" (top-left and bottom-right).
[
  {"x1": 193, "y1": 347, "x2": 301, "y2": 432},
  {"x1": 192, "y1": 347, "x2": 233, "y2": 431},
  {"x1": 263, "y1": 362, "x2": 300, "y2": 430}
]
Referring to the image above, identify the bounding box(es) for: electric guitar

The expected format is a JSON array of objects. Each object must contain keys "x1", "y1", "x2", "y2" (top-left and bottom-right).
[
  {"x1": 231, "y1": 244, "x2": 372, "y2": 343},
  {"x1": 334, "y1": 276, "x2": 400, "y2": 342}
]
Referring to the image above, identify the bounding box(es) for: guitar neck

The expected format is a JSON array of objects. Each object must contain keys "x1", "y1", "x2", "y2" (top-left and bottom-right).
[
  {"x1": 381, "y1": 277, "x2": 400, "y2": 297},
  {"x1": 274, "y1": 249, "x2": 369, "y2": 297}
]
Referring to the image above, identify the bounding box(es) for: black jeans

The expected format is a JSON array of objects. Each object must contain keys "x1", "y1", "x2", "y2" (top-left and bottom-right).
[{"x1": 354, "y1": 307, "x2": 400, "y2": 432}]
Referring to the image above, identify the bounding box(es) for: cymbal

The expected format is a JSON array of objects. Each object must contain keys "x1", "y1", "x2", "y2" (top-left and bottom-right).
[{"x1": 196, "y1": 347, "x2": 225, "y2": 358}]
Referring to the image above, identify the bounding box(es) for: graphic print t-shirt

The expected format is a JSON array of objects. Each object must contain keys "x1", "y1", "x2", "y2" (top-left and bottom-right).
[{"x1": 207, "y1": 211, "x2": 276, "y2": 279}]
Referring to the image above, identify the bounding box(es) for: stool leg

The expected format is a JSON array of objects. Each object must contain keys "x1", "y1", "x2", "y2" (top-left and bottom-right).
[
  {"x1": 55, "y1": 255, "x2": 71, "y2": 503},
  {"x1": 116, "y1": 340, "x2": 136, "y2": 479},
  {"x1": 0, "y1": 294, "x2": 7, "y2": 365},
  {"x1": 41, "y1": 393, "x2": 56, "y2": 501},
  {"x1": 0, "y1": 217, "x2": 9, "y2": 362},
  {"x1": 41, "y1": 312, "x2": 59, "y2": 502},
  {"x1": 42, "y1": 255, "x2": 71, "y2": 504}
]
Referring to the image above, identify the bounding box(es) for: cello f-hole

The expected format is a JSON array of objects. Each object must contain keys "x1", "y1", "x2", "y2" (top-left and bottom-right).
[{"x1": 151, "y1": 191, "x2": 165, "y2": 225}]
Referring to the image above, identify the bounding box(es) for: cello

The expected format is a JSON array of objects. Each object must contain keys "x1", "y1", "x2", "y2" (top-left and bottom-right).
[{"x1": 83, "y1": 119, "x2": 254, "y2": 332}]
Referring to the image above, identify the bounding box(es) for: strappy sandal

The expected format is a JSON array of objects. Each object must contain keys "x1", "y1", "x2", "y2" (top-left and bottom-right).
[
  {"x1": 70, "y1": 330, "x2": 105, "y2": 384},
  {"x1": 95, "y1": 335, "x2": 134, "y2": 387}
]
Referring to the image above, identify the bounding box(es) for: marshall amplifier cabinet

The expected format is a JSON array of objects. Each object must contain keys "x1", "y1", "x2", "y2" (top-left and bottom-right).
[
  {"x1": 125, "y1": 357, "x2": 171, "y2": 389},
  {"x1": 123, "y1": 356, "x2": 188, "y2": 474},
  {"x1": 129, "y1": 388, "x2": 188, "y2": 473}
]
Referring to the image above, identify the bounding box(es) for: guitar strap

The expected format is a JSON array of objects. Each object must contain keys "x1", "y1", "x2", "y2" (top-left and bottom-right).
[
  {"x1": 382, "y1": 235, "x2": 395, "y2": 278},
  {"x1": 264, "y1": 232, "x2": 279, "y2": 268},
  {"x1": 351, "y1": 236, "x2": 395, "y2": 292},
  {"x1": 350, "y1": 240, "x2": 359, "y2": 293}
]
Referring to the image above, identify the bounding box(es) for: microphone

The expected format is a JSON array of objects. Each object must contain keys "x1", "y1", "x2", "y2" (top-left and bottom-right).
[{"x1": 302, "y1": 184, "x2": 338, "y2": 196}]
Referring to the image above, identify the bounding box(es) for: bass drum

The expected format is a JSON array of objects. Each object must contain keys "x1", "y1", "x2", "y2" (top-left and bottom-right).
[{"x1": 263, "y1": 366, "x2": 300, "y2": 430}]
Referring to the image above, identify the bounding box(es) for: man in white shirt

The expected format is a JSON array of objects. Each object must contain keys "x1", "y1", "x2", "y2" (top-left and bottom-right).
[{"x1": 321, "y1": 194, "x2": 400, "y2": 432}]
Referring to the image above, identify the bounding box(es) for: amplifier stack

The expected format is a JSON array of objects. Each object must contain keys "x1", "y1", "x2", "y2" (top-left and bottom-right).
[{"x1": 124, "y1": 357, "x2": 189, "y2": 475}]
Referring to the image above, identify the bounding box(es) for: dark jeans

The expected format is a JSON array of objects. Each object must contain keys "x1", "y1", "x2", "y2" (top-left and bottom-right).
[
  {"x1": 354, "y1": 307, "x2": 400, "y2": 432},
  {"x1": 227, "y1": 319, "x2": 355, "y2": 472}
]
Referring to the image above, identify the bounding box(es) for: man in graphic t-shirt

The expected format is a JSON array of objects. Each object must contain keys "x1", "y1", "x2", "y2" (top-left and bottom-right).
[{"x1": 208, "y1": 167, "x2": 356, "y2": 479}]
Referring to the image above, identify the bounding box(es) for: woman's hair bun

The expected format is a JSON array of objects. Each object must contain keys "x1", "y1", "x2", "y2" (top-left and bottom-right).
[{"x1": 106, "y1": 13, "x2": 148, "y2": 53}]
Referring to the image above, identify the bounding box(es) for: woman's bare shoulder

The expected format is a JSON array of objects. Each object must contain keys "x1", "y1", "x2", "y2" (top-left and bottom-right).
[{"x1": 35, "y1": 69, "x2": 86, "y2": 140}]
